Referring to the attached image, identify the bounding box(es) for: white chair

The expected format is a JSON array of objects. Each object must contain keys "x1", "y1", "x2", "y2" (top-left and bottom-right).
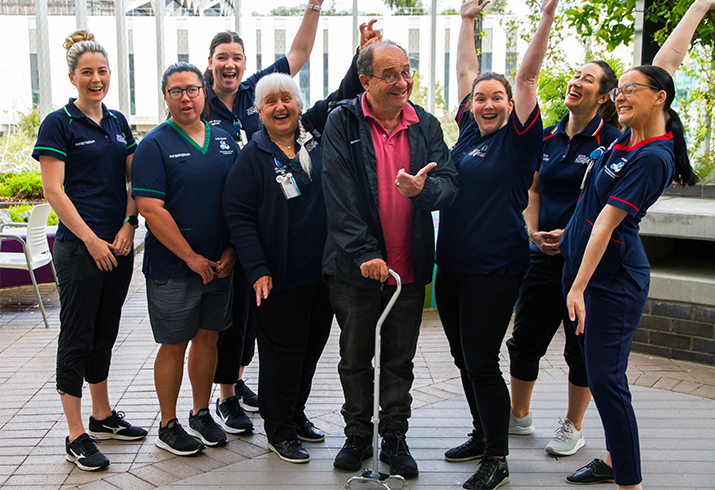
[{"x1": 0, "y1": 203, "x2": 58, "y2": 328}]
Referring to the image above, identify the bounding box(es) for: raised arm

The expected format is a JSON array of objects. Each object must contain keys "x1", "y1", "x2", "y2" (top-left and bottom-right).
[
  {"x1": 513, "y1": 0, "x2": 558, "y2": 125},
  {"x1": 653, "y1": 0, "x2": 715, "y2": 76},
  {"x1": 286, "y1": 0, "x2": 324, "y2": 76},
  {"x1": 456, "y1": 0, "x2": 490, "y2": 102}
]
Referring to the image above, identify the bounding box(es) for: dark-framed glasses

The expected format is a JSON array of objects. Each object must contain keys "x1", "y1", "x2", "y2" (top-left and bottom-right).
[
  {"x1": 608, "y1": 82, "x2": 660, "y2": 103},
  {"x1": 370, "y1": 69, "x2": 416, "y2": 86},
  {"x1": 166, "y1": 85, "x2": 203, "y2": 100}
]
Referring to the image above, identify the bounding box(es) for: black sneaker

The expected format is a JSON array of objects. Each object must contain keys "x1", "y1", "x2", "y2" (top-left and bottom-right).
[
  {"x1": 186, "y1": 409, "x2": 227, "y2": 447},
  {"x1": 296, "y1": 420, "x2": 325, "y2": 442},
  {"x1": 463, "y1": 456, "x2": 509, "y2": 490},
  {"x1": 566, "y1": 458, "x2": 615, "y2": 484},
  {"x1": 445, "y1": 431, "x2": 485, "y2": 462},
  {"x1": 216, "y1": 397, "x2": 253, "y2": 434},
  {"x1": 156, "y1": 419, "x2": 205, "y2": 456},
  {"x1": 333, "y1": 435, "x2": 373, "y2": 471},
  {"x1": 65, "y1": 433, "x2": 110, "y2": 471},
  {"x1": 379, "y1": 432, "x2": 418, "y2": 477},
  {"x1": 88, "y1": 410, "x2": 148, "y2": 441},
  {"x1": 235, "y1": 379, "x2": 259, "y2": 412},
  {"x1": 268, "y1": 439, "x2": 310, "y2": 463}
]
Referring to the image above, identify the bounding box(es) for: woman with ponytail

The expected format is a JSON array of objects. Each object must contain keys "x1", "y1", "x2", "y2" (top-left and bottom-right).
[
  {"x1": 560, "y1": 1, "x2": 710, "y2": 487},
  {"x1": 33, "y1": 30, "x2": 147, "y2": 471},
  {"x1": 505, "y1": 60, "x2": 621, "y2": 457},
  {"x1": 221, "y1": 46, "x2": 367, "y2": 463}
]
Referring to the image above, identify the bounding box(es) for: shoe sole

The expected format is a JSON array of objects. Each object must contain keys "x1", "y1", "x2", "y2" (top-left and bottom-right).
[
  {"x1": 463, "y1": 475, "x2": 509, "y2": 489},
  {"x1": 239, "y1": 402, "x2": 259, "y2": 413},
  {"x1": 379, "y1": 452, "x2": 419, "y2": 477},
  {"x1": 565, "y1": 477, "x2": 615, "y2": 485},
  {"x1": 155, "y1": 437, "x2": 204, "y2": 456},
  {"x1": 546, "y1": 437, "x2": 586, "y2": 456},
  {"x1": 88, "y1": 430, "x2": 147, "y2": 441},
  {"x1": 185, "y1": 426, "x2": 228, "y2": 447},
  {"x1": 65, "y1": 453, "x2": 110, "y2": 471},
  {"x1": 445, "y1": 452, "x2": 483, "y2": 462},
  {"x1": 508, "y1": 425, "x2": 535, "y2": 435},
  {"x1": 268, "y1": 443, "x2": 310, "y2": 463},
  {"x1": 333, "y1": 447, "x2": 373, "y2": 471},
  {"x1": 297, "y1": 433, "x2": 325, "y2": 443},
  {"x1": 215, "y1": 412, "x2": 253, "y2": 435}
]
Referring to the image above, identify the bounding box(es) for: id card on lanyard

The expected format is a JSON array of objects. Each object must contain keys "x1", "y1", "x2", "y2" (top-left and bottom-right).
[{"x1": 274, "y1": 158, "x2": 301, "y2": 199}]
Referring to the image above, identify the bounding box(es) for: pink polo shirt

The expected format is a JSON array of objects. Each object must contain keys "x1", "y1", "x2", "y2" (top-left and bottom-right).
[{"x1": 361, "y1": 93, "x2": 419, "y2": 285}]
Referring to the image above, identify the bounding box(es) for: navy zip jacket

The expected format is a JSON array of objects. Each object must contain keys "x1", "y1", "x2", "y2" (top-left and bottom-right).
[
  {"x1": 222, "y1": 53, "x2": 363, "y2": 291},
  {"x1": 321, "y1": 96, "x2": 460, "y2": 290}
]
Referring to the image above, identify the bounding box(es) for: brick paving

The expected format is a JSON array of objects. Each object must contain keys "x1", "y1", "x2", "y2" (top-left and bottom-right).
[{"x1": 0, "y1": 252, "x2": 714, "y2": 489}]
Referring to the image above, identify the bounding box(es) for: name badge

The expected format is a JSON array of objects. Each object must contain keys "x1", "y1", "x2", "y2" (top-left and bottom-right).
[{"x1": 276, "y1": 173, "x2": 301, "y2": 199}]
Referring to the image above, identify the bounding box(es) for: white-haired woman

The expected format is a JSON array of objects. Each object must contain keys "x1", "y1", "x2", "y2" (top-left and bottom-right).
[{"x1": 222, "y1": 59, "x2": 363, "y2": 463}]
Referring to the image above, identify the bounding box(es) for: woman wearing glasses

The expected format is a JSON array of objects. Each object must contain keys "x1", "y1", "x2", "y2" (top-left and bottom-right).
[
  {"x1": 132, "y1": 63, "x2": 239, "y2": 456},
  {"x1": 505, "y1": 61, "x2": 620, "y2": 456},
  {"x1": 205, "y1": 2, "x2": 326, "y2": 425},
  {"x1": 561, "y1": 2, "x2": 711, "y2": 488},
  {"x1": 221, "y1": 28, "x2": 378, "y2": 464},
  {"x1": 434, "y1": 0, "x2": 556, "y2": 488},
  {"x1": 34, "y1": 30, "x2": 147, "y2": 471}
]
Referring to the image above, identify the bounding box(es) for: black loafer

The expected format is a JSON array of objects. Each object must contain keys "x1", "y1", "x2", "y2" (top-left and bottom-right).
[
  {"x1": 566, "y1": 458, "x2": 615, "y2": 484},
  {"x1": 296, "y1": 420, "x2": 325, "y2": 442},
  {"x1": 334, "y1": 435, "x2": 373, "y2": 471},
  {"x1": 268, "y1": 439, "x2": 310, "y2": 464}
]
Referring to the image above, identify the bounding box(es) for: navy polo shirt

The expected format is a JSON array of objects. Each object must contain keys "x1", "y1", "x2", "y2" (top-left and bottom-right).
[
  {"x1": 132, "y1": 121, "x2": 238, "y2": 280},
  {"x1": 206, "y1": 57, "x2": 291, "y2": 143},
  {"x1": 436, "y1": 96, "x2": 542, "y2": 276},
  {"x1": 561, "y1": 129, "x2": 675, "y2": 289},
  {"x1": 32, "y1": 100, "x2": 136, "y2": 242},
  {"x1": 534, "y1": 115, "x2": 621, "y2": 253}
]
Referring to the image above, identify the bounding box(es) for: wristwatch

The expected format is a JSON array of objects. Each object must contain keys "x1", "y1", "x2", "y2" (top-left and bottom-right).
[
  {"x1": 124, "y1": 215, "x2": 139, "y2": 228},
  {"x1": 307, "y1": 3, "x2": 321, "y2": 11}
]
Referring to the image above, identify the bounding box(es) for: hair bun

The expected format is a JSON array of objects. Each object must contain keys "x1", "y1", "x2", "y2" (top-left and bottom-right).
[{"x1": 63, "y1": 30, "x2": 95, "y2": 51}]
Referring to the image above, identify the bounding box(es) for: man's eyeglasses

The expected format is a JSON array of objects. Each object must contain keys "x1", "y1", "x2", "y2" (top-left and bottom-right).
[
  {"x1": 370, "y1": 69, "x2": 415, "y2": 86},
  {"x1": 608, "y1": 82, "x2": 660, "y2": 103},
  {"x1": 166, "y1": 85, "x2": 203, "y2": 100}
]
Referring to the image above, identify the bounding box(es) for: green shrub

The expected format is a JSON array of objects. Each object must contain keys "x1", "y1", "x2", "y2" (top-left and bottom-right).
[
  {"x1": 7, "y1": 203, "x2": 59, "y2": 226},
  {"x1": 0, "y1": 171, "x2": 44, "y2": 200}
]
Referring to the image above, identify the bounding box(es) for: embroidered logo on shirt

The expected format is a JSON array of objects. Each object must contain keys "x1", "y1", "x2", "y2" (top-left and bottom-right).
[
  {"x1": 219, "y1": 140, "x2": 231, "y2": 150},
  {"x1": 574, "y1": 154, "x2": 591, "y2": 165},
  {"x1": 75, "y1": 140, "x2": 95, "y2": 147},
  {"x1": 605, "y1": 158, "x2": 627, "y2": 178},
  {"x1": 542, "y1": 153, "x2": 550, "y2": 162},
  {"x1": 207, "y1": 119, "x2": 222, "y2": 126},
  {"x1": 116, "y1": 133, "x2": 127, "y2": 145},
  {"x1": 469, "y1": 143, "x2": 489, "y2": 158}
]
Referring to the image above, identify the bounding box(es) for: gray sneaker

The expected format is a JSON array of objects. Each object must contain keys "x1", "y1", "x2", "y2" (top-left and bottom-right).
[
  {"x1": 508, "y1": 412, "x2": 535, "y2": 435},
  {"x1": 545, "y1": 418, "x2": 585, "y2": 456}
]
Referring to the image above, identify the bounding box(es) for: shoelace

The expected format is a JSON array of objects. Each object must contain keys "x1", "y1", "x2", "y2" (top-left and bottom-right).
[
  {"x1": 390, "y1": 432, "x2": 411, "y2": 456},
  {"x1": 77, "y1": 435, "x2": 102, "y2": 455},
  {"x1": 284, "y1": 439, "x2": 303, "y2": 450},
  {"x1": 454, "y1": 431, "x2": 481, "y2": 450},
  {"x1": 552, "y1": 418, "x2": 574, "y2": 442},
  {"x1": 472, "y1": 458, "x2": 500, "y2": 484},
  {"x1": 344, "y1": 435, "x2": 368, "y2": 450}
]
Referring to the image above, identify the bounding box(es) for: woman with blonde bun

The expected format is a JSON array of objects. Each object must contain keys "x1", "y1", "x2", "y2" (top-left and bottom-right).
[{"x1": 33, "y1": 30, "x2": 147, "y2": 472}]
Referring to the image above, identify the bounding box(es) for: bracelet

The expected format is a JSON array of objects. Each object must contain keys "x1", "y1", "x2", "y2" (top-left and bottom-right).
[{"x1": 307, "y1": 3, "x2": 321, "y2": 11}]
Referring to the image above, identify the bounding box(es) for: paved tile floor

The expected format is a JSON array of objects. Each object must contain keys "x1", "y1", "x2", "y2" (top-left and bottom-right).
[{"x1": 0, "y1": 252, "x2": 714, "y2": 489}]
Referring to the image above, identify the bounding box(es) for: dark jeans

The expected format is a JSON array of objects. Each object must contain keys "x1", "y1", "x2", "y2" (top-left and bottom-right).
[
  {"x1": 54, "y1": 239, "x2": 133, "y2": 398},
  {"x1": 253, "y1": 281, "x2": 333, "y2": 444},
  {"x1": 507, "y1": 252, "x2": 588, "y2": 387},
  {"x1": 215, "y1": 265, "x2": 256, "y2": 385},
  {"x1": 434, "y1": 267, "x2": 523, "y2": 458},
  {"x1": 563, "y1": 264, "x2": 646, "y2": 486},
  {"x1": 329, "y1": 277, "x2": 425, "y2": 437}
]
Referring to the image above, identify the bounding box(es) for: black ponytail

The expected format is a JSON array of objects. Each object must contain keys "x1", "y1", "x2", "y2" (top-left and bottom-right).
[{"x1": 631, "y1": 65, "x2": 697, "y2": 187}]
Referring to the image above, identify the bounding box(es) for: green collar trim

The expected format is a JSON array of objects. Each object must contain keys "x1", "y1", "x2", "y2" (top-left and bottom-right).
[{"x1": 167, "y1": 119, "x2": 210, "y2": 154}]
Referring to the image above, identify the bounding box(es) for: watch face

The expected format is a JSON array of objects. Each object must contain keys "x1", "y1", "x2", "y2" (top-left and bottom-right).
[{"x1": 127, "y1": 215, "x2": 139, "y2": 228}]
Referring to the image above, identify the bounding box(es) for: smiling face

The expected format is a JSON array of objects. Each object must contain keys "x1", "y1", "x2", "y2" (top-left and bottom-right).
[
  {"x1": 614, "y1": 70, "x2": 665, "y2": 128},
  {"x1": 471, "y1": 79, "x2": 513, "y2": 135},
  {"x1": 361, "y1": 45, "x2": 413, "y2": 118},
  {"x1": 69, "y1": 52, "x2": 110, "y2": 105},
  {"x1": 164, "y1": 71, "x2": 205, "y2": 128},
  {"x1": 564, "y1": 63, "x2": 610, "y2": 116},
  {"x1": 258, "y1": 90, "x2": 301, "y2": 142},
  {"x1": 208, "y1": 42, "x2": 246, "y2": 96}
]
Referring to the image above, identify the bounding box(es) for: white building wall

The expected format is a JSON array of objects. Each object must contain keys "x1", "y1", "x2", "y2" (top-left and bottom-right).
[{"x1": 0, "y1": 13, "x2": 522, "y2": 130}]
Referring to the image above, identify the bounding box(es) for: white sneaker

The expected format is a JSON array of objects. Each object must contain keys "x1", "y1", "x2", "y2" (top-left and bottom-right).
[
  {"x1": 508, "y1": 412, "x2": 535, "y2": 435},
  {"x1": 545, "y1": 418, "x2": 585, "y2": 456}
]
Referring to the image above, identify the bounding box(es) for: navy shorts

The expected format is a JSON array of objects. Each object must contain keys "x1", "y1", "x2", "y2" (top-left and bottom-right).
[{"x1": 146, "y1": 274, "x2": 232, "y2": 345}]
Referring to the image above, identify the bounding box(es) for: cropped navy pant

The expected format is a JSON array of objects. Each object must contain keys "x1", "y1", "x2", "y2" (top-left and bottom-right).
[{"x1": 563, "y1": 264, "x2": 646, "y2": 486}]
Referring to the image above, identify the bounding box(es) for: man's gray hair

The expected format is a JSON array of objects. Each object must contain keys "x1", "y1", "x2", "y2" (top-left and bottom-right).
[{"x1": 357, "y1": 40, "x2": 408, "y2": 78}]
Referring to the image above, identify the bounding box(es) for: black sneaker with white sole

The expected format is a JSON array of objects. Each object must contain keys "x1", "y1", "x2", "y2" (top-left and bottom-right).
[
  {"x1": 186, "y1": 408, "x2": 227, "y2": 447},
  {"x1": 268, "y1": 439, "x2": 310, "y2": 463},
  {"x1": 88, "y1": 410, "x2": 148, "y2": 441},
  {"x1": 235, "y1": 379, "x2": 259, "y2": 412},
  {"x1": 463, "y1": 456, "x2": 509, "y2": 490},
  {"x1": 65, "y1": 433, "x2": 110, "y2": 471},
  {"x1": 156, "y1": 418, "x2": 205, "y2": 456},
  {"x1": 216, "y1": 396, "x2": 253, "y2": 434},
  {"x1": 445, "y1": 430, "x2": 485, "y2": 462}
]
